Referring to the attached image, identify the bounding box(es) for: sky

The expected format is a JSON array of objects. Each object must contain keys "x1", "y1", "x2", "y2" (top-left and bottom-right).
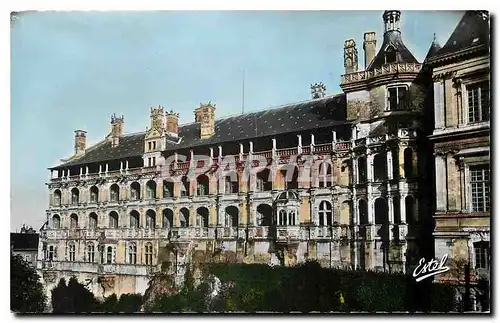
[{"x1": 10, "y1": 10, "x2": 464, "y2": 231}]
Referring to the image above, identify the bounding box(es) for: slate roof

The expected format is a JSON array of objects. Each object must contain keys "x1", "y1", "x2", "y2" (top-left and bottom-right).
[
  {"x1": 366, "y1": 30, "x2": 419, "y2": 71},
  {"x1": 11, "y1": 233, "x2": 39, "y2": 251},
  {"x1": 424, "y1": 39, "x2": 442, "y2": 62},
  {"x1": 54, "y1": 94, "x2": 347, "y2": 169},
  {"x1": 429, "y1": 11, "x2": 489, "y2": 59}
]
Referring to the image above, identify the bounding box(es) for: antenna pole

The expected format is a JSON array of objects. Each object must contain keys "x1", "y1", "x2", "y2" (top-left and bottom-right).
[{"x1": 242, "y1": 68, "x2": 245, "y2": 114}]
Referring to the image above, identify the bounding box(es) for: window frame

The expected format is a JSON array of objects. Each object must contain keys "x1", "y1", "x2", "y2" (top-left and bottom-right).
[
  {"x1": 386, "y1": 84, "x2": 409, "y2": 111},
  {"x1": 468, "y1": 164, "x2": 490, "y2": 212},
  {"x1": 465, "y1": 80, "x2": 490, "y2": 124}
]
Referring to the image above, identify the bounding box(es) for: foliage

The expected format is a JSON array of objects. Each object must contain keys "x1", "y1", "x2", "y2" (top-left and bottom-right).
[
  {"x1": 100, "y1": 293, "x2": 143, "y2": 313},
  {"x1": 206, "y1": 261, "x2": 458, "y2": 313},
  {"x1": 10, "y1": 253, "x2": 47, "y2": 313},
  {"x1": 51, "y1": 277, "x2": 101, "y2": 313}
]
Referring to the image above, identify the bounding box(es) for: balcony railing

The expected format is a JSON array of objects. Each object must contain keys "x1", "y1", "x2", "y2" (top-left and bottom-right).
[{"x1": 341, "y1": 62, "x2": 422, "y2": 85}]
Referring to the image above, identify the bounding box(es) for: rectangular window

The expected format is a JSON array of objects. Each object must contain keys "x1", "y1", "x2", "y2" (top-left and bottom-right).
[
  {"x1": 148, "y1": 157, "x2": 151, "y2": 167},
  {"x1": 474, "y1": 241, "x2": 489, "y2": 270},
  {"x1": 152, "y1": 157, "x2": 156, "y2": 166},
  {"x1": 470, "y1": 165, "x2": 490, "y2": 212},
  {"x1": 148, "y1": 142, "x2": 152, "y2": 150},
  {"x1": 387, "y1": 86, "x2": 408, "y2": 111},
  {"x1": 153, "y1": 141, "x2": 156, "y2": 150},
  {"x1": 467, "y1": 81, "x2": 490, "y2": 123}
]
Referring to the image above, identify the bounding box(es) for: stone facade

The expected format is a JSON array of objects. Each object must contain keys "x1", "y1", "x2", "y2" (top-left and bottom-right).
[
  {"x1": 35, "y1": 11, "x2": 489, "y2": 301},
  {"x1": 426, "y1": 11, "x2": 490, "y2": 292}
]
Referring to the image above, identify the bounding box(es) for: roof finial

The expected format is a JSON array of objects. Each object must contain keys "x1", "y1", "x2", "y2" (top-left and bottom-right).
[{"x1": 433, "y1": 32, "x2": 436, "y2": 43}]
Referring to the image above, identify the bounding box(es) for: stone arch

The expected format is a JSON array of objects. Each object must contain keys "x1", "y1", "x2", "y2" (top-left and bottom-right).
[
  {"x1": 179, "y1": 207, "x2": 190, "y2": 227},
  {"x1": 162, "y1": 208, "x2": 174, "y2": 228},
  {"x1": 146, "y1": 209, "x2": 156, "y2": 228},
  {"x1": 256, "y1": 204, "x2": 273, "y2": 226},
  {"x1": 196, "y1": 207, "x2": 209, "y2": 227},
  {"x1": 225, "y1": 206, "x2": 239, "y2": 227}
]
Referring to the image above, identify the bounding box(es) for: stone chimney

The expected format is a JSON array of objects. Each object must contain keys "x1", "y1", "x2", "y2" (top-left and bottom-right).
[
  {"x1": 110, "y1": 114, "x2": 124, "y2": 148},
  {"x1": 363, "y1": 32, "x2": 377, "y2": 69},
  {"x1": 194, "y1": 102, "x2": 216, "y2": 140},
  {"x1": 74, "y1": 130, "x2": 87, "y2": 156},
  {"x1": 165, "y1": 110, "x2": 180, "y2": 137},
  {"x1": 310, "y1": 82, "x2": 326, "y2": 99},
  {"x1": 344, "y1": 39, "x2": 358, "y2": 74},
  {"x1": 150, "y1": 105, "x2": 165, "y2": 131}
]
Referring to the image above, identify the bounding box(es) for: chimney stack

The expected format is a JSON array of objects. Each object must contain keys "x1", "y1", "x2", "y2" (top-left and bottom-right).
[
  {"x1": 110, "y1": 114, "x2": 124, "y2": 147},
  {"x1": 195, "y1": 102, "x2": 216, "y2": 140},
  {"x1": 344, "y1": 39, "x2": 359, "y2": 74},
  {"x1": 363, "y1": 32, "x2": 377, "y2": 69},
  {"x1": 165, "y1": 109, "x2": 180, "y2": 137},
  {"x1": 150, "y1": 105, "x2": 165, "y2": 131},
  {"x1": 310, "y1": 82, "x2": 326, "y2": 99},
  {"x1": 74, "y1": 130, "x2": 87, "y2": 156}
]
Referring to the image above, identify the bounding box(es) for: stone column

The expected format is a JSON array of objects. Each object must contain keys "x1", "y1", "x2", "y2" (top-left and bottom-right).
[
  {"x1": 387, "y1": 195, "x2": 394, "y2": 241},
  {"x1": 387, "y1": 149, "x2": 393, "y2": 180},
  {"x1": 366, "y1": 154, "x2": 374, "y2": 182},
  {"x1": 353, "y1": 158, "x2": 359, "y2": 184},
  {"x1": 435, "y1": 153, "x2": 447, "y2": 212},
  {"x1": 400, "y1": 195, "x2": 406, "y2": 224}
]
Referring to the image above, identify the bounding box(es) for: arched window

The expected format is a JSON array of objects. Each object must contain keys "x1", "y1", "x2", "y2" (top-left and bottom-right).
[
  {"x1": 282, "y1": 166, "x2": 298, "y2": 190},
  {"x1": 196, "y1": 207, "x2": 209, "y2": 227},
  {"x1": 404, "y1": 148, "x2": 413, "y2": 178},
  {"x1": 319, "y1": 162, "x2": 332, "y2": 188},
  {"x1": 48, "y1": 245, "x2": 56, "y2": 261},
  {"x1": 110, "y1": 184, "x2": 120, "y2": 202},
  {"x1": 68, "y1": 242, "x2": 76, "y2": 261},
  {"x1": 181, "y1": 176, "x2": 190, "y2": 197},
  {"x1": 145, "y1": 243, "x2": 153, "y2": 265},
  {"x1": 52, "y1": 215, "x2": 61, "y2": 229},
  {"x1": 70, "y1": 214, "x2": 79, "y2": 229},
  {"x1": 71, "y1": 188, "x2": 80, "y2": 205},
  {"x1": 385, "y1": 46, "x2": 397, "y2": 63},
  {"x1": 106, "y1": 246, "x2": 113, "y2": 264},
  {"x1": 319, "y1": 201, "x2": 333, "y2": 226},
  {"x1": 393, "y1": 197, "x2": 401, "y2": 224},
  {"x1": 256, "y1": 169, "x2": 272, "y2": 192},
  {"x1": 358, "y1": 157, "x2": 367, "y2": 183},
  {"x1": 256, "y1": 204, "x2": 273, "y2": 226},
  {"x1": 146, "y1": 210, "x2": 156, "y2": 229},
  {"x1": 225, "y1": 206, "x2": 239, "y2": 227},
  {"x1": 375, "y1": 198, "x2": 388, "y2": 225},
  {"x1": 88, "y1": 213, "x2": 98, "y2": 230},
  {"x1": 130, "y1": 210, "x2": 140, "y2": 228},
  {"x1": 130, "y1": 182, "x2": 141, "y2": 200},
  {"x1": 225, "y1": 172, "x2": 239, "y2": 194},
  {"x1": 163, "y1": 209, "x2": 173, "y2": 228},
  {"x1": 358, "y1": 200, "x2": 368, "y2": 225},
  {"x1": 146, "y1": 180, "x2": 157, "y2": 199},
  {"x1": 180, "y1": 208, "x2": 189, "y2": 227},
  {"x1": 109, "y1": 211, "x2": 119, "y2": 229},
  {"x1": 90, "y1": 186, "x2": 99, "y2": 203},
  {"x1": 373, "y1": 153, "x2": 387, "y2": 181},
  {"x1": 53, "y1": 190, "x2": 61, "y2": 206},
  {"x1": 197, "y1": 175, "x2": 209, "y2": 196},
  {"x1": 163, "y1": 180, "x2": 174, "y2": 198},
  {"x1": 288, "y1": 210, "x2": 296, "y2": 226},
  {"x1": 128, "y1": 243, "x2": 137, "y2": 264},
  {"x1": 278, "y1": 210, "x2": 287, "y2": 226},
  {"x1": 405, "y1": 196, "x2": 416, "y2": 225},
  {"x1": 87, "y1": 243, "x2": 95, "y2": 263}
]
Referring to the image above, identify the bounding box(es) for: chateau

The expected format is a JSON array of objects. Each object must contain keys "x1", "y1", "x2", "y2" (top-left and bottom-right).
[{"x1": 36, "y1": 10, "x2": 490, "y2": 300}]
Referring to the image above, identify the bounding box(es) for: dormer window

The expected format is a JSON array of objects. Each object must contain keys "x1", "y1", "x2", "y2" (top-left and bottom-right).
[{"x1": 385, "y1": 46, "x2": 397, "y2": 64}]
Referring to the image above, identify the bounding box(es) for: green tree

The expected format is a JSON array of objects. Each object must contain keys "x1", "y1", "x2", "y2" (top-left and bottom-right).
[
  {"x1": 51, "y1": 276, "x2": 100, "y2": 313},
  {"x1": 10, "y1": 253, "x2": 47, "y2": 313}
]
